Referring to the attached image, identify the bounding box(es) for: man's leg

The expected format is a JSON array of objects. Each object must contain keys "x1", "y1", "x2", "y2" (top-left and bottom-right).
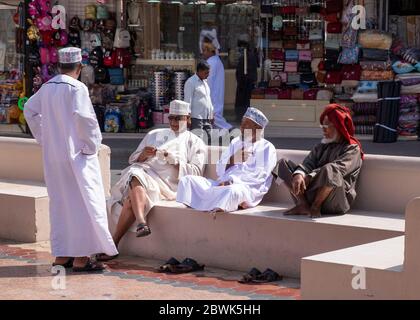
[
  {"x1": 275, "y1": 159, "x2": 312, "y2": 215},
  {"x1": 113, "y1": 198, "x2": 136, "y2": 247},
  {"x1": 305, "y1": 164, "x2": 347, "y2": 218},
  {"x1": 128, "y1": 177, "x2": 147, "y2": 225}
]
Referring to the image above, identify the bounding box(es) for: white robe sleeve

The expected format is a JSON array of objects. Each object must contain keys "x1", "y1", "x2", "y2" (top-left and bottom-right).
[
  {"x1": 178, "y1": 134, "x2": 207, "y2": 179},
  {"x1": 24, "y1": 91, "x2": 43, "y2": 145},
  {"x1": 216, "y1": 139, "x2": 236, "y2": 178},
  {"x1": 72, "y1": 86, "x2": 102, "y2": 155},
  {"x1": 128, "y1": 133, "x2": 151, "y2": 164},
  {"x1": 183, "y1": 78, "x2": 194, "y2": 106}
]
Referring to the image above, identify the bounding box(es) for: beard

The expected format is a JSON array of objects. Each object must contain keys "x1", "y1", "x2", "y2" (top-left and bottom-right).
[{"x1": 321, "y1": 132, "x2": 338, "y2": 144}]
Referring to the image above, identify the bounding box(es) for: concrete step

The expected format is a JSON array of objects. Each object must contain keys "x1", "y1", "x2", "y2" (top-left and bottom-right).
[
  {"x1": 301, "y1": 236, "x2": 405, "y2": 300},
  {"x1": 111, "y1": 201, "x2": 404, "y2": 279},
  {"x1": 0, "y1": 180, "x2": 49, "y2": 243}
]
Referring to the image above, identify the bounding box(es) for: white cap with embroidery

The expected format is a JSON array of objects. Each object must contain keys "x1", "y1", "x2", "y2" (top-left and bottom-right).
[
  {"x1": 169, "y1": 100, "x2": 190, "y2": 116},
  {"x1": 243, "y1": 107, "x2": 269, "y2": 128},
  {"x1": 58, "y1": 47, "x2": 82, "y2": 64}
]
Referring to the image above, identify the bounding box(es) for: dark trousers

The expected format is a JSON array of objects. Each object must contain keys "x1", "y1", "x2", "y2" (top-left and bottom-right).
[
  {"x1": 274, "y1": 159, "x2": 349, "y2": 215},
  {"x1": 191, "y1": 118, "x2": 214, "y2": 145},
  {"x1": 235, "y1": 81, "x2": 255, "y2": 122}
]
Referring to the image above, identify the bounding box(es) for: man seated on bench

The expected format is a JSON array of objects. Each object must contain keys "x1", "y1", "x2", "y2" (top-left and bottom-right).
[
  {"x1": 176, "y1": 107, "x2": 277, "y2": 212},
  {"x1": 99, "y1": 100, "x2": 207, "y2": 261},
  {"x1": 273, "y1": 104, "x2": 364, "y2": 218}
]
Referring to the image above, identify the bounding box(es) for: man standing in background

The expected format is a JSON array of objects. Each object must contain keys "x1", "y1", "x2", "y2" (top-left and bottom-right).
[
  {"x1": 202, "y1": 40, "x2": 232, "y2": 132},
  {"x1": 184, "y1": 60, "x2": 214, "y2": 144}
]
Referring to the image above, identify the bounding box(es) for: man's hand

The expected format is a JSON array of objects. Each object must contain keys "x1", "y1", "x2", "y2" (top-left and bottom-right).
[
  {"x1": 138, "y1": 146, "x2": 157, "y2": 162},
  {"x1": 292, "y1": 174, "x2": 306, "y2": 196}
]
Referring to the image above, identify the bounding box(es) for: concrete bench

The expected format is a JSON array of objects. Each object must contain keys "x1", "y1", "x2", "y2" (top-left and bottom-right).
[
  {"x1": 0, "y1": 137, "x2": 111, "y2": 242},
  {"x1": 301, "y1": 197, "x2": 420, "y2": 299},
  {"x1": 112, "y1": 149, "x2": 420, "y2": 278}
]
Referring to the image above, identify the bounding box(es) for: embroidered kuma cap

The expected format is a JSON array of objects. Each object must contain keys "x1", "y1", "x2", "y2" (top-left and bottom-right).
[
  {"x1": 243, "y1": 107, "x2": 269, "y2": 128},
  {"x1": 58, "y1": 47, "x2": 82, "y2": 64},
  {"x1": 170, "y1": 100, "x2": 190, "y2": 116}
]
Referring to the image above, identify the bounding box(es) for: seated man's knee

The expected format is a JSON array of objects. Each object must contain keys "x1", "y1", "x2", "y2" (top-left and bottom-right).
[
  {"x1": 129, "y1": 177, "x2": 144, "y2": 191},
  {"x1": 317, "y1": 164, "x2": 343, "y2": 186}
]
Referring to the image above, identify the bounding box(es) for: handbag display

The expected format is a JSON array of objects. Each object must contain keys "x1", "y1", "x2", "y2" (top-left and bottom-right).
[
  {"x1": 325, "y1": 71, "x2": 343, "y2": 84},
  {"x1": 108, "y1": 68, "x2": 125, "y2": 85},
  {"x1": 362, "y1": 48, "x2": 390, "y2": 61},
  {"x1": 325, "y1": 49, "x2": 340, "y2": 61},
  {"x1": 278, "y1": 88, "x2": 292, "y2": 99},
  {"x1": 361, "y1": 70, "x2": 394, "y2": 81},
  {"x1": 341, "y1": 64, "x2": 362, "y2": 81},
  {"x1": 283, "y1": 40, "x2": 297, "y2": 49},
  {"x1": 298, "y1": 61, "x2": 312, "y2": 73},
  {"x1": 311, "y1": 42, "x2": 324, "y2": 58},
  {"x1": 324, "y1": 60, "x2": 342, "y2": 71},
  {"x1": 269, "y1": 49, "x2": 285, "y2": 60},
  {"x1": 298, "y1": 50, "x2": 312, "y2": 61},
  {"x1": 327, "y1": 22, "x2": 343, "y2": 33},
  {"x1": 325, "y1": 33, "x2": 341, "y2": 49},
  {"x1": 300, "y1": 73, "x2": 317, "y2": 87},
  {"x1": 297, "y1": 40, "x2": 310, "y2": 50},
  {"x1": 304, "y1": 88, "x2": 318, "y2": 100},
  {"x1": 316, "y1": 71, "x2": 327, "y2": 84},
  {"x1": 269, "y1": 40, "x2": 283, "y2": 49},
  {"x1": 360, "y1": 60, "x2": 392, "y2": 71},
  {"x1": 283, "y1": 24, "x2": 298, "y2": 37},
  {"x1": 285, "y1": 61, "x2": 298, "y2": 72},
  {"x1": 291, "y1": 88, "x2": 304, "y2": 100},
  {"x1": 311, "y1": 58, "x2": 323, "y2": 72},
  {"x1": 287, "y1": 73, "x2": 301, "y2": 85},
  {"x1": 285, "y1": 50, "x2": 299, "y2": 61},
  {"x1": 326, "y1": 0, "x2": 343, "y2": 14},
  {"x1": 309, "y1": 27, "x2": 323, "y2": 40},
  {"x1": 359, "y1": 30, "x2": 393, "y2": 50}
]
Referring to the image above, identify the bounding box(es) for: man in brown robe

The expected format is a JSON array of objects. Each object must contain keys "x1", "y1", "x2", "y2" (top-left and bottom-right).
[{"x1": 273, "y1": 104, "x2": 364, "y2": 218}]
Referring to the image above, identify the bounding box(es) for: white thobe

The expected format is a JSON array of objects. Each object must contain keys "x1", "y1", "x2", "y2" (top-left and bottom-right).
[
  {"x1": 184, "y1": 74, "x2": 214, "y2": 120},
  {"x1": 107, "y1": 128, "x2": 206, "y2": 231},
  {"x1": 176, "y1": 137, "x2": 278, "y2": 212},
  {"x1": 24, "y1": 74, "x2": 118, "y2": 257},
  {"x1": 207, "y1": 55, "x2": 232, "y2": 130}
]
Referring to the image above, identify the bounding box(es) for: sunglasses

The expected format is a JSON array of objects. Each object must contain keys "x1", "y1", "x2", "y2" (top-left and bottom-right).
[{"x1": 168, "y1": 115, "x2": 187, "y2": 121}]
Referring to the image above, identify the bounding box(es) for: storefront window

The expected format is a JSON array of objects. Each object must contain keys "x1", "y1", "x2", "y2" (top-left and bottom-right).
[{"x1": 159, "y1": 1, "x2": 259, "y2": 68}]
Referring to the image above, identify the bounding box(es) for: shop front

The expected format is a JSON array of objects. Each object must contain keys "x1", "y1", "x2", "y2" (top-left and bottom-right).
[
  {"x1": 2, "y1": 0, "x2": 419, "y2": 140},
  {"x1": 0, "y1": 1, "x2": 26, "y2": 134}
]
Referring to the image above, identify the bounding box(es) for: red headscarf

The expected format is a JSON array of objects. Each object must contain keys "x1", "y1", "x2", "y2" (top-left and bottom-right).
[{"x1": 320, "y1": 104, "x2": 364, "y2": 160}]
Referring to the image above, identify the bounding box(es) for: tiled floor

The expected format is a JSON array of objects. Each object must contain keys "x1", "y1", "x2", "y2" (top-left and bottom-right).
[{"x1": 0, "y1": 239, "x2": 300, "y2": 300}]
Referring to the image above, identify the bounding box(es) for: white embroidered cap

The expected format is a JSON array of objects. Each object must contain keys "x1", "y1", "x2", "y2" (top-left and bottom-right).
[
  {"x1": 243, "y1": 107, "x2": 269, "y2": 128},
  {"x1": 169, "y1": 100, "x2": 190, "y2": 116},
  {"x1": 58, "y1": 47, "x2": 82, "y2": 64}
]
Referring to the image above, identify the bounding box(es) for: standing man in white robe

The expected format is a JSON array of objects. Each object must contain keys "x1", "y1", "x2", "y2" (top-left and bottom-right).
[
  {"x1": 177, "y1": 107, "x2": 277, "y2": 212},
  {"x1": 98, "y1": 100, "x2": 207, "y2": 261},
  {"x1": 24, "y1": 47, "x2": 118, "y2": 272},
  {"x1": 202, "y1": 41, "x2": 232, "y2": 131}
]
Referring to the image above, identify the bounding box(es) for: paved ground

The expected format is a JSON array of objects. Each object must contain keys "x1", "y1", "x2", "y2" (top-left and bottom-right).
[{"x1": 0, "y1": 240, "x2": 300, "y2": 300}]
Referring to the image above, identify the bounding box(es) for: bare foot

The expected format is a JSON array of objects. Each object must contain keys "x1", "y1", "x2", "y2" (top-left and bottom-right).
[
  {"x1": 309, "y1": 206, "x2": 322, "y2": 218},
  {"x1": 284, "y1": 204, "x2": 311, "y2": 216},
  {"x1": 239, "y1": 202, "x2": 250, "y2": 210}
]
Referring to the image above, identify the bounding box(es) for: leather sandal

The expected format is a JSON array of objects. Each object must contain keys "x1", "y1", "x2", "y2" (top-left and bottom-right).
[
  {"x1": 52, "y1": 257, "x2": 74, "y2": 268},
  {"x1": 95, "y1": 253, "x2": 119, "y2": 262},
  {"x1": 238, "y1": 268, "x2": 261, "y2": 283},
  {"x1": 157, "y1": 257, "x2": 180, "y2": 273},
  {"x1": 252, "y1": 268, "x2": 282, "y2": 283},
  {"x1": 170, "y1": 258, "x2": 205, "y2": 274},
  {"x1": 72, "y1": 259, "x2": 105, "y2": 272},
  {"x1": 136, "y1": 223, "x2": 151, "y2": 238}
]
